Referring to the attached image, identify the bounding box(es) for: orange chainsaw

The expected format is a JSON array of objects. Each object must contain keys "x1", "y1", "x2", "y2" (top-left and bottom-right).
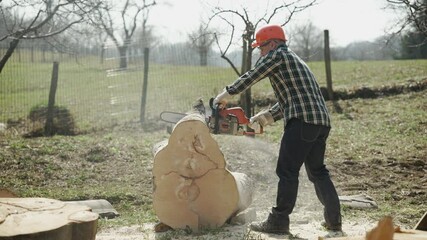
[{"x1": 160, "y1": 98, "x2": 263, "y2": 136}]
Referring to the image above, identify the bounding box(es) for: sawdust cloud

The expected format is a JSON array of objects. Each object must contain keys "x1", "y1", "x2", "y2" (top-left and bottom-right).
[{"x1": 214, "y1": 135, "x2": 324, "y2": 224}]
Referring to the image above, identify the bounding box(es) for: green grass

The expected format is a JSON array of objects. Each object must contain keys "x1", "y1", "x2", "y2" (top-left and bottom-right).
[
  {"x1": 1, "y1": 58, "x2": 426, "y2": 130},
  {"x1": 263, "y1": 90, "x2": 427, "y2": 164},
  {"x1": 0, "y1": 128, "x2": 165, "y2": 228},
  {"x1": 0, "y1": 58, "x2": 426, "y2": 237},
  {"x1": 259, "y1": 90, "x2": 427, "y2": 226},
  {"x1": 1, "y1": 90, "x2": 426, "y2": 231}
]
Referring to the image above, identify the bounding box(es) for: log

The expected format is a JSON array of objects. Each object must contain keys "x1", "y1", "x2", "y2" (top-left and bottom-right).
[
  {"x1": 338, "y1": 194, "x2": 378, "y2": 209},
  {"x1": 322, "y1": 216, "x2": 427, "y2": 240},
  {"x1": 65, "y1": 199, "x2": 119, "y2": 219},
  {"x1": 366, "y1": 216, "x2": 394, "y2": 240},
  {"x1": 0, "y1": 197, "x2": 98, "y2": 240},
  {"x1": 415, "y1": 211, "x2": 427, "y2": 231},
  {"x1": 152, "y1": 113, "x2": 254, "y2": 231}
]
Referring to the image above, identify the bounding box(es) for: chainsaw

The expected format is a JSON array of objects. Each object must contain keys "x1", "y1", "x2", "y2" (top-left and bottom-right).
[{"x1": 160, "y1": 98, "x2": 263, "y2": 136}]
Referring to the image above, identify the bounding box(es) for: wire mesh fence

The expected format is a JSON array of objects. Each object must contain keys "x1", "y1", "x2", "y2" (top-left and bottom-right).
[{"x1": 0, "y1": 39, "x2": 242, "y2": 133}]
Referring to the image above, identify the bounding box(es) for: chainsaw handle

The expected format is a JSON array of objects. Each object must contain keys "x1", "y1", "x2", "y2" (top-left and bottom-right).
[
  {"x1": 209, "y1": 97, "x2": 224, "y2": 110},
  {"x1": 209, "y1": 97, "x2": 216, "y2": 110},
  {"x1": 245, "y1": 124, "x2": 263, "y2": 135},
  {"x1": 209, "y1": 98, "x2": 220, "y2": 134}
]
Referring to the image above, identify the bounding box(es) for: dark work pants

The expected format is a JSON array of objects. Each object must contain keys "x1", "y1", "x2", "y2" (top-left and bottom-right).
[{"x1": 273, "y1": 118, "x2": 341, "y2": 229}]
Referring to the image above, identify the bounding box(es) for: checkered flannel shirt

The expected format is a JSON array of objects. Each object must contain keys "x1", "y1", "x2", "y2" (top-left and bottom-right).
[{"x1": 226, "y1": 44, "x2": 331, "y2": 127}]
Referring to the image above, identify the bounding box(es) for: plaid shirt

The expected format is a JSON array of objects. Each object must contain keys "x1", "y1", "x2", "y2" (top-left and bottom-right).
[{"x1": 226, "y1": 44, "x2": 331, "y2": 127}]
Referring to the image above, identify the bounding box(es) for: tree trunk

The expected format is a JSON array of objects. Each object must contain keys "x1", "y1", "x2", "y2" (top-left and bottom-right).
[
  {"x1": 200, "y1": 49, "x2": 208, "y2": 66},
  {"x1": 152, "y1": 113, "x2": 254, "y2": 232},
  {"x1": 240, "y1": 40, "x2": 253, "y2": 131},
  {"x1": 31, "y1": 45, "x2": 34, "y2": 63},
  {"x1": 100, "y1": 43, "x2": 105, "y2": 65},
  {"x1": 42, "y1": 46, "x2": 47, "y2": 62},
  {"x1": 0, "y1": 38, "x2": 20, "y2": 74},
  {"x1": 0, "y1": 198, "x2": 98, "y2": 240},
  {"x1": 118, "y1": 46, "x2": 127, "y2": 69}
]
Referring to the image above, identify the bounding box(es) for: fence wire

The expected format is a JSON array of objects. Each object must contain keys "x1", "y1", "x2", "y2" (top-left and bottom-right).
[{"x1": 0, "y1": 40, "x2": 245, "y2": 132}]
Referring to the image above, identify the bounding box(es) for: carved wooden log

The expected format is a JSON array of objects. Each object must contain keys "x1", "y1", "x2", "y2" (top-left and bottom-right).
[
  {"x1": 0, "y1": 198, "x2": 98, "y2": 240},
  {"x1": 152, "y1": 113, "x2": 254, "y2": 231}
]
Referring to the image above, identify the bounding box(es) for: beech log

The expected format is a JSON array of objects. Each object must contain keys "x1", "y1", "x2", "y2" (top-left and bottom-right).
[
  {"x1": 0, "y1": 198, "x2": 98, "y2": 240},
  {"x1": 152, "y1": 113, "x2": 253, "y2": 231}
]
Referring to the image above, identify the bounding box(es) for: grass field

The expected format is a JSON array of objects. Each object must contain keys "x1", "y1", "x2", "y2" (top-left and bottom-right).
[
  {"x1": 0, "y1": 59, "x2": 426, "y2": 238},
  {"x1": 1, "y1": 58, "x2": 426, "y2": 130}
]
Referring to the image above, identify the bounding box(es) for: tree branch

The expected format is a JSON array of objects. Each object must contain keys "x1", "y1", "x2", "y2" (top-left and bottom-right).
[
  {"x1": 209, "y1": 1, "x2": 317, "y2": 74},
  {"x1": 22, "y1": 17, "x2": 84, "y2": 39},
  {"x1": 212, "y1": 19, "x2": 240, "y2": 76}
]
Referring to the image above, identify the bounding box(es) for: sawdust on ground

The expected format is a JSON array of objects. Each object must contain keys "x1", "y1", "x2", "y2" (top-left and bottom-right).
[{"x1": 96, "y1": 135, "x2": 377, "y2": 240}]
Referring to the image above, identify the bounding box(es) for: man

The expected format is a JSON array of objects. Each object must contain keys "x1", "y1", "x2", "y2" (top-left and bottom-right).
[{"x1": 213, "y1": 24, "x2": 344, "y2": 237}]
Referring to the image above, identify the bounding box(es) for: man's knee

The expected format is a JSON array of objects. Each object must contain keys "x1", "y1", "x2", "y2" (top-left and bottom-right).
[{"x1": 306, "y1": 166, "x2": 330, "y2": 182}]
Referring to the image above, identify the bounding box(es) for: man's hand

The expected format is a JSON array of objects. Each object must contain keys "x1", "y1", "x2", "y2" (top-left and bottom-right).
[
  {"x1": 249, "y1": 110, "x2": 274, "y2": 131},
  {"x1": 213, "y1": 88, "x2": 231, "y2": 108}
]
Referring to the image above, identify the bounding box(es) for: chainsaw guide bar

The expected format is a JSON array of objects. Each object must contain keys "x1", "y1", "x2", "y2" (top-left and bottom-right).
[
  {"x1": 159, "y1": 111, "x2": 187, "y2": 124},
  {"x1": 159, "y1": 98, "x2": 263, "y2": 136}
]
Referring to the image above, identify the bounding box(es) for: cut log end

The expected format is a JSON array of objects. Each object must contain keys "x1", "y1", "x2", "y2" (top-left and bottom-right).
[{"x1": 152, "y1": 112, "x2": 254, "y2": 231}]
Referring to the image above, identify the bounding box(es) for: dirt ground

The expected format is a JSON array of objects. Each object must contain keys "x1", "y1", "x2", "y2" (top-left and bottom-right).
[
  {"x1": 96, "y1": 136, "x2": 380, "y2": 240},
  {"x1": 1, "y1": 109, "x2": 424, "y2": 239}
]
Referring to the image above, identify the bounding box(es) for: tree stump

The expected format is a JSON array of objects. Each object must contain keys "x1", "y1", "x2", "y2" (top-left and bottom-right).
[
  {"x1": 0, "y1": 198, "x2": 98, "y2": 240},
  {"x1": 152, "y1": 113, "x2": 254, "y2": 231}
]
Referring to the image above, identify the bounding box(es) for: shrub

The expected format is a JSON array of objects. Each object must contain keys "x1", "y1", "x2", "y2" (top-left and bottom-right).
[{"x1": 26, "y1": 104, "x2": 77, "y2": 137}]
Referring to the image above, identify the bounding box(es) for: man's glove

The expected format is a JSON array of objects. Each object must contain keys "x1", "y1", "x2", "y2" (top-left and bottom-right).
[
  {"x1": 213, "y1": 88, "x2": 231, "y2": 108},
  {"x1": 249, "y1": 110, "x2": 274, "y2": 132}
]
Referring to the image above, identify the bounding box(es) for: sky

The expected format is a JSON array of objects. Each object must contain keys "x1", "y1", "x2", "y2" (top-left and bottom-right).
[
  {"x1": 149, "y1": 0, "x2": 402, "y2": 47},
  {"x1": 296, "y1": 0, "x2": 400, "y2": 46}
]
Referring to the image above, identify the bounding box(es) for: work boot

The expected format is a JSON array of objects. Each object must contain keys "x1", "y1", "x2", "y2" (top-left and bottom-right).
[
  {"x1": 321, "y1": 221, "x2": 346, "y2": 238},
  {"x1": 321, "y1": 221, "x2": 342, "y2": 231},
  {"x1": 322, "y1": 230, "x2": 346, "y2": 238},
  {"x1": 249, "y1": 212, "x2": 290, "y2": 235}
]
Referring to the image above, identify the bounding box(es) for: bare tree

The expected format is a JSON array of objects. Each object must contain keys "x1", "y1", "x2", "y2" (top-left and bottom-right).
[
  {"x1": 385, "y1": 0, "x2": 427, "y2": 38},
  {"x1": 0, "y1": 0, "x2": 98, "y2": 73},
  {"x1": 96, "y1": 30, "x2": 109, "y2": 64},
  {"x1": 208, "y1": 0, "x2": 317, "y2": 76},
  {"x1": 65, "y1": 22, "x2": 108, "y2": 64},
  {"x1": 188, "y1": 23, "x2": 216, "y2": 66},
  {"x1": 207, "y1": 0, "x2": 317, "y2": 114},
  {"x1": 289, "y1": 20, "x2": 323, "y2": 61},
  {"x1": 130, "y1": 23, "x2": 158, "y2": 65},
  {"x1": 92, "y1": 0, "x2": 156, "y2": 70}
]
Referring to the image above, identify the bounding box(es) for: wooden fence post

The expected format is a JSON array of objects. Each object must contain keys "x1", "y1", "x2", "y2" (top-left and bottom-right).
[
  {"x1": 45, "y1": 61, "x2": 59, "y2": 136},
  {"x1": 324, "y1": 30, "x2": 334, "y2": 101},
  {"x1": 140, "y1": 48, "x2": 149, "y2": 124}
]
